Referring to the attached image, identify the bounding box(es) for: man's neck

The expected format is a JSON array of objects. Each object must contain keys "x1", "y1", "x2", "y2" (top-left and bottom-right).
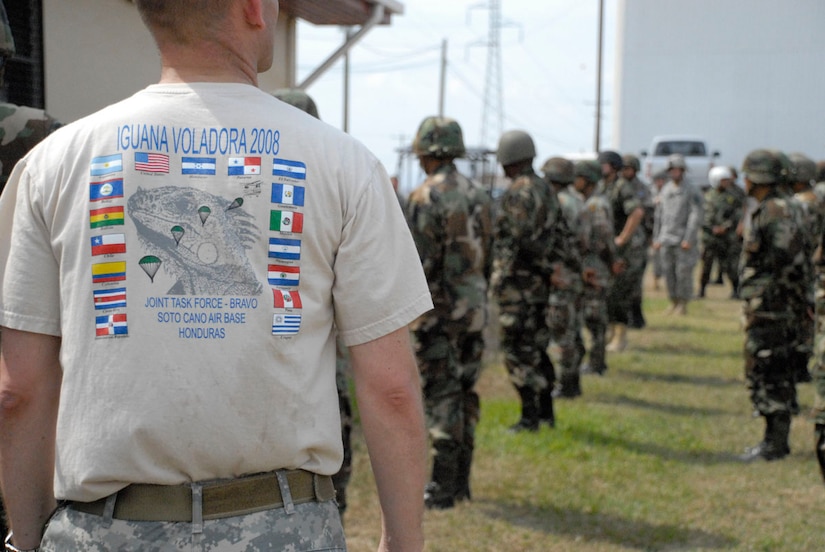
[{"x1": 156, "y1": 42, "x2": 259, "y2": 86}]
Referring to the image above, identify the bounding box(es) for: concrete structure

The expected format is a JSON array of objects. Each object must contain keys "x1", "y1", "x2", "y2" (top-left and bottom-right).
[
  {"x1": 614, "y1": 0, "x2": 825, "y2": 177},
  {"x1": 17, "y1": 0, "x2": 402, "y2": 124}
]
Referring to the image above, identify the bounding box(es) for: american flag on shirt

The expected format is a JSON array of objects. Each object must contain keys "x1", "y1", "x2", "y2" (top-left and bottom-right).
[{"x1": 135, "y1": 152, "x2": 170, "y2": 173}]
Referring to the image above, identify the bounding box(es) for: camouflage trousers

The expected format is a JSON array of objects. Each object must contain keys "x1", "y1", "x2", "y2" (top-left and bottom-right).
[
  {"x1": 414, "y1": 324, "x2": 483, "y2": 499},
  {"x1": 743, "y1": 312, "x2": 797, "y2": 416},
  {"x1": 660, "y1": 244, "x2": 699, "y2": 301},
  {"x1": 581, "y1": 287, "x2": 609, "y2": 373},
  {"x1": 39, "y1": 500, "x2": 345, "y2": 551},
  {"x1": 498, "y1": 301, "x2": 554, "y2": 392},
  {"x1": 547, "y1": 291, "x2": 582, "y2": 385},
  {"x1": 333, "y1": 340, "x2": 353, "y2": 517},
  {"x1": 608, "y1": 244, "x2": 647, "y2": 323},
  {"x1": 813, "y1": 276, "x2": 825, "y2": 425},
  {"x1": 699, "y1": 236, "x2": 739, "y2": 288}
]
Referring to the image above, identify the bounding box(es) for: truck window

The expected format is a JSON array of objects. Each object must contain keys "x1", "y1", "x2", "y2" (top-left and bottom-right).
[{"x1": 655, "y1": 141, "x2": 706, "y2": 157}]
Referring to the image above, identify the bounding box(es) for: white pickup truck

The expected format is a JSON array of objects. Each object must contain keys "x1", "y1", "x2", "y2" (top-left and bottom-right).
[{"x1": 640, "y1": 135, "x2": 720, "y2": 188}]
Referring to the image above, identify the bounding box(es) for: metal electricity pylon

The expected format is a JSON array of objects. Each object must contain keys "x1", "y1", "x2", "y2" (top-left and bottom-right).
[{"x1": 468, "y1": 0, "x2": 504, "y2": 150}]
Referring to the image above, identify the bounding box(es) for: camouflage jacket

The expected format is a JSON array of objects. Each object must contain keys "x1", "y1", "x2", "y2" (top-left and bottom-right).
[
  {"x1": 740, "y1": 189, "x2": 813, "y2": 314},
  {"x1": 793, "y1": 189, "x2": 825, "y2": 261},
  {"x1": 0, "y1": 102, "x2": 62, "y2": 194},
  {"x1": 702, "y1": 186, "x2": 744, "y2": 240},
  {"x1": 602, "y1": 176, "x2": 646, "y2": 241},
  {"x1": 406, "y1": 162, "x2": 493, "y2": 326},
  {"x1": 578, "y1": 193, "x2": 616, "y2": 289},
  {"x1": 490, "y1": 166, "x2": 581, "y2": 304}
]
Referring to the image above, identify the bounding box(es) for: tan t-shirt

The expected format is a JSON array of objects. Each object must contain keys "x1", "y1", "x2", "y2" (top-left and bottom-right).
[{"x1": 0, "y1": 83, "x2": 431, "y2": 501}]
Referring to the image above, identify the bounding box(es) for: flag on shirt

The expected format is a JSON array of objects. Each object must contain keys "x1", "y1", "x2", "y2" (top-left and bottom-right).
[
  {"x1": 90, "y1": 154, "x2": 123, "y2": 177},
  {"x1": 92, "y1": 261, "x2": 126, "y2": 284},
  {"x1": 135, "y1": 152, "x2": 170, "y2": 173},
  {"x1": 228, "y1": 157, "x2": 262, "y2": 175},
  {"x1": 89, "y1": 178, "x2": 124, "y2": 202},
  {"x1": 268, "y1": 237, "x2": 301, "y2": 261},
  {"x1": 272, "y1": 313, "x2": 301, "y2": 336},
  {"x1": 96, "y1": 313, "x2": 128, "y2": 336},
  {"x1": 272, "y1": 158, "x2": 307, "y2": 180},
  {"x1": 267, "y1": 264, "x2": 300, "y2": 287},
  {"x1": 93, "y1": 288, "x2": 127, "y2": 310},
  {"x1": 91, "y1": 233, "x2": 126, "y2": 256},
  {"x1": 270, "y1": 210, "x2": 304, "y2": 233},
  {"x1": 181, "y1": 157, "x2": 216, "y2": 175},
  {"x1": 273, "y1": 289, "x2": 302, "y2": 309},
  {"x1": 271, "y1": 183, "x2": 305, "y2": 206},
  {"x1": 90, "y1": 206, "x2": 125, "y2": 228}
]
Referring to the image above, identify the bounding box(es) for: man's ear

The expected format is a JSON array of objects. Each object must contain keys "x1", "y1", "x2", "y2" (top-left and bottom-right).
[{"x1": 242, "y1": 0, "x2": 266, "y2": 28}]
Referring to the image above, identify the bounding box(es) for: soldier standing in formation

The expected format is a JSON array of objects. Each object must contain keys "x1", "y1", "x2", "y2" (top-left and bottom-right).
[
  {"x1": 738, "y1": 149, "x2": 812, "y2": 462},
  {"x1": 490, "y1": 130, "x2": 579, "y2": 432},
  {"x1": 406, "y1": 116, "x2": 493, "y2": 509},
  {"x1": 652, "y1": 154, "x2": 704, "y2": 315},
  {"x1": 573, "y1": 160, "x2": 618, "y2": 377},
  {"x1": 699, "y1": 166, "x2": 744, "y2": 299},
  {"x1": 541, "y1": 157, "x2": 585, "y2": 398}
]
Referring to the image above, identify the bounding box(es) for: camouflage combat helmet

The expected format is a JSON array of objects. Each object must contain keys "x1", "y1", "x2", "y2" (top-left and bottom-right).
[
  {"x1": 541, "y1": 156, "x2": 574, "y2": 185},
  {"x1": 412, "y1": 116, "x2": 466, "y2": 159},
  {"x1": 597, "y1": 150, "x2": 622, "y2": 170},
  {"x1": 272, "y1": 88, "x2": 319, "y2": 119},
  {"x1": 574, "y1": 159, "x2": 602, "y2": 184},
  {"x1": 497, "y1": 130, "x2": 535, "y2": 166},
  {"x1": 788, "y1": 152, "x2": 816, "y2": 184},
  {"x1": 622, "y1": 154, "x2": 640, "y2": 171},
  {"x1": 666, "y1": 154, "x2": 687, "y2": 170},
  {"x1": 0, "y1": 1, "x2": 13, "y2": 58},
  {"x1": 768, "y1": 149, "x2": 792, "y2": 187},
  {"x1": 742, "y1": 149, "x2": 784, "y2": 185}
]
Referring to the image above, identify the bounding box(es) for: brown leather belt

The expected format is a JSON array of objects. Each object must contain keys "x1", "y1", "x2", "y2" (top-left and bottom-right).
[{"x1": 68, "y1": 469, "x2": 335, "y2": 522}]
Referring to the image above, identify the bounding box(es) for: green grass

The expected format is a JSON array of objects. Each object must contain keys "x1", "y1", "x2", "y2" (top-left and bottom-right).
[{"x1": 341, "y1": 276, "x2": 825, "y2": 551}]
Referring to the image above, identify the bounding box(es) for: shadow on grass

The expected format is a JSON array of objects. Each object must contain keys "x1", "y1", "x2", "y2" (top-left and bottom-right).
[
  {"x1": 628, "y1": 343, "x2": 741, "y2": 357},
  {"x1": 613, "y1": 369, "x2": 741, "y2": 387},
  {"x1": 591, "y1": 392, "x2": 732, "y2": 416},
  {"x1": 477, "y1": 500, "x2": 738, "y2": 550}
]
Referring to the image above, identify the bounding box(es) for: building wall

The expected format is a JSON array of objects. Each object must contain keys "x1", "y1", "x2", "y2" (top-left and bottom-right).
[
  {"x1": 42, "y1": 0, "x2": 295, "y2": 123},
  {"x1": 614, "y1": 0, "x2": 825, "y2": 173}
]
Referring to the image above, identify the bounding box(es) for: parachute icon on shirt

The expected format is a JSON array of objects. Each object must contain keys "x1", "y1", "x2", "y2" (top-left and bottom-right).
[
  {"x1": 171, "y1": 225, "x2": 185, "y2": 246},
  {"x1": 227, "y1": 197, "x2": 244, "y2": 211},
  {"x1": 198, "y1": 206, "x2": 211, "y2": 225},
  {"x1": 139, "y1": 255, "x2": 162, "y2": 282}
]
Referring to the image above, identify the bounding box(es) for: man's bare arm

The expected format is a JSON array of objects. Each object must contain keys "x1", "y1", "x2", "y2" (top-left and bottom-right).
[
  {"x1": 0, "y1": 328, "x2": 61, "y2": 550},
  {"x1": 349, "y1": 326, "x2": 426, "y2": 552}
]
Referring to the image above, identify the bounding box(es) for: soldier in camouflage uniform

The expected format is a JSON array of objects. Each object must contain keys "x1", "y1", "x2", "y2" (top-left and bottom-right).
[
  {"x1": 491, "y1": 131, "x2": 579, "y2": 431},
  {"x1": 788, "y1": 152, "x2": 823, "y2": 385},
  {"x1": 738, "y1": 149, "x2": 812, "y2": 462},
  {"x1": 573, "y1": 160, "x2": 617, "y2": 377},
  {"x1": 406, "y1": 116, "x2": 493, "y2": 509},
  {"x1": 272, "y1": 88, "x2": 354, "y2": 519},
  {"x1": 0, "y1": 4, "x2": 60, "y2": 196},
  {"x1": 541, "y1": 157, "x2": 585, "y2": 398},
  {"x1": 598, "y1": 151, "x2": 646, "y2": 350},
  {"x1": 619, "y1": 154, "x2": 654, "y2": 330},
  {"x1": 0, "y1": 2, "x2": 59, "y2": 538},
  {"x1": 699, "y1": 166, "x2": 744, "y2": 298}
]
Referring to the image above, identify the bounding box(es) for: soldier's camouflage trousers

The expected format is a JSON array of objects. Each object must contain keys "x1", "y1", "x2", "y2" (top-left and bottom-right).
[
  {"x1": 39, "y1": 500, "x2": 345, "y2": 552},
  {"x1": 582, "y1": 289, "x2": 609, "y2": 373},
  {"x1": 744, "y1": 315, "x2": 796, "y2": 416},
  {"x1": 498, "y1": 301, "x2": 553, "y2": 392},
  {"x1": 546, "y1": 291, "x2": 582, "y2": 384},
  {"x1": 333, "y1": 340, "x2": 353, "y2": 517},
  {"x1": 609, "y1": 244, "x2": 647, "y2": 322}
]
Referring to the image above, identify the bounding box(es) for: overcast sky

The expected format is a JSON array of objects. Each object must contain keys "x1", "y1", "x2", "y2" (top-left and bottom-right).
[{"x1": 295, "y1": 0, "x2": 617, "y2": 191}]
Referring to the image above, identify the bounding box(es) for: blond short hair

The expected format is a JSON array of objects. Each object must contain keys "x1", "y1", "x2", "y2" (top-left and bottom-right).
[{"x1": 135, "y1": 0, "x2": 231, "y2": 45}]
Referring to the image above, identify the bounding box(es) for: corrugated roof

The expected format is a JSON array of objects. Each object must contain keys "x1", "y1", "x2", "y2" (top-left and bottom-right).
[{"x1": 280, "y1": 0, "x2": 401, "y2": 26}]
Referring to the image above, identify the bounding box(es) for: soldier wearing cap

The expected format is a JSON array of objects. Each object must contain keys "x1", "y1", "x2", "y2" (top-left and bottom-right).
[
  {"x1": 491, "y1": 131, "x2": 580, "y2": 432},
  {"x1": 573, "y1": 160, "x2": 618, "y2": 378},
  {"x1": 739, "y1": 149, "x2": 812, "y2": 462},
  {"x1": 406, "y1": 116, "x2": 493, "y2": 509},
  {"x1": 0, "y1": 1, "x2": 61, "y2": 195},
  {"x1": 541, "y1": 157, "x2": 585, "y2": 398},
  {"x1": 652, "y1": 153, "x2": 704, "y2": 315}
]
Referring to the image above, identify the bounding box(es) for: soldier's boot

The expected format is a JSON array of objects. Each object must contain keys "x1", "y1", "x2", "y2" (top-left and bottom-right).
[
  {"x1": 815, "y1": 424, "x2": 825, "y2": 483},
  {"x1": 674, "y1": 299, "x2": 687, "y2": 316},
  {"x1": 740, "y1": 413, "x2": 791, "y2": 462},
  {"x1": 628, "y1": 301, "x2": 646, "y2": 329},
  {"x1": 791, "y1": 352, "x2": 812, "y2": 383},
  {"x1": 606, "y1": 324, "x2": 628, "y2": 352},
  {"x1": 552, "y1": 372, "x2": 581, "y2": 400},
  {"x1": 538, "y1": 386, "x2": 557, "y2": 428},
  {"x1": 424, "y1": 440, "x2": 460, "y2": 510},
  {"x1": 698, "y1": 284, "x2": 706, "y2": 298},
  {"x1": 729, "y1": 278, "x2": 740, "y2": 299},
  {"x1": 508, "y1": 387, "x2": 539, "y2": 433}
]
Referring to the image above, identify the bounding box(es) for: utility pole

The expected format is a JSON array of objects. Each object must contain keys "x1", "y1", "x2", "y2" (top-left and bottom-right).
[
  {"x1": 438, "y1": 39, "x2": 447, "y2": 118},
  {"x1": 343, "y1": 27, "x2": 353, "y2": 133},
  {"x1": 594, "y1": 0, "x2": 604, "y2": 152}
]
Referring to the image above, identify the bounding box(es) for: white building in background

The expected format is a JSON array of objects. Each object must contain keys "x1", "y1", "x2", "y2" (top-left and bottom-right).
[{"x1": 613, "y1": 0, "x2": 825, "y2": 176}]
